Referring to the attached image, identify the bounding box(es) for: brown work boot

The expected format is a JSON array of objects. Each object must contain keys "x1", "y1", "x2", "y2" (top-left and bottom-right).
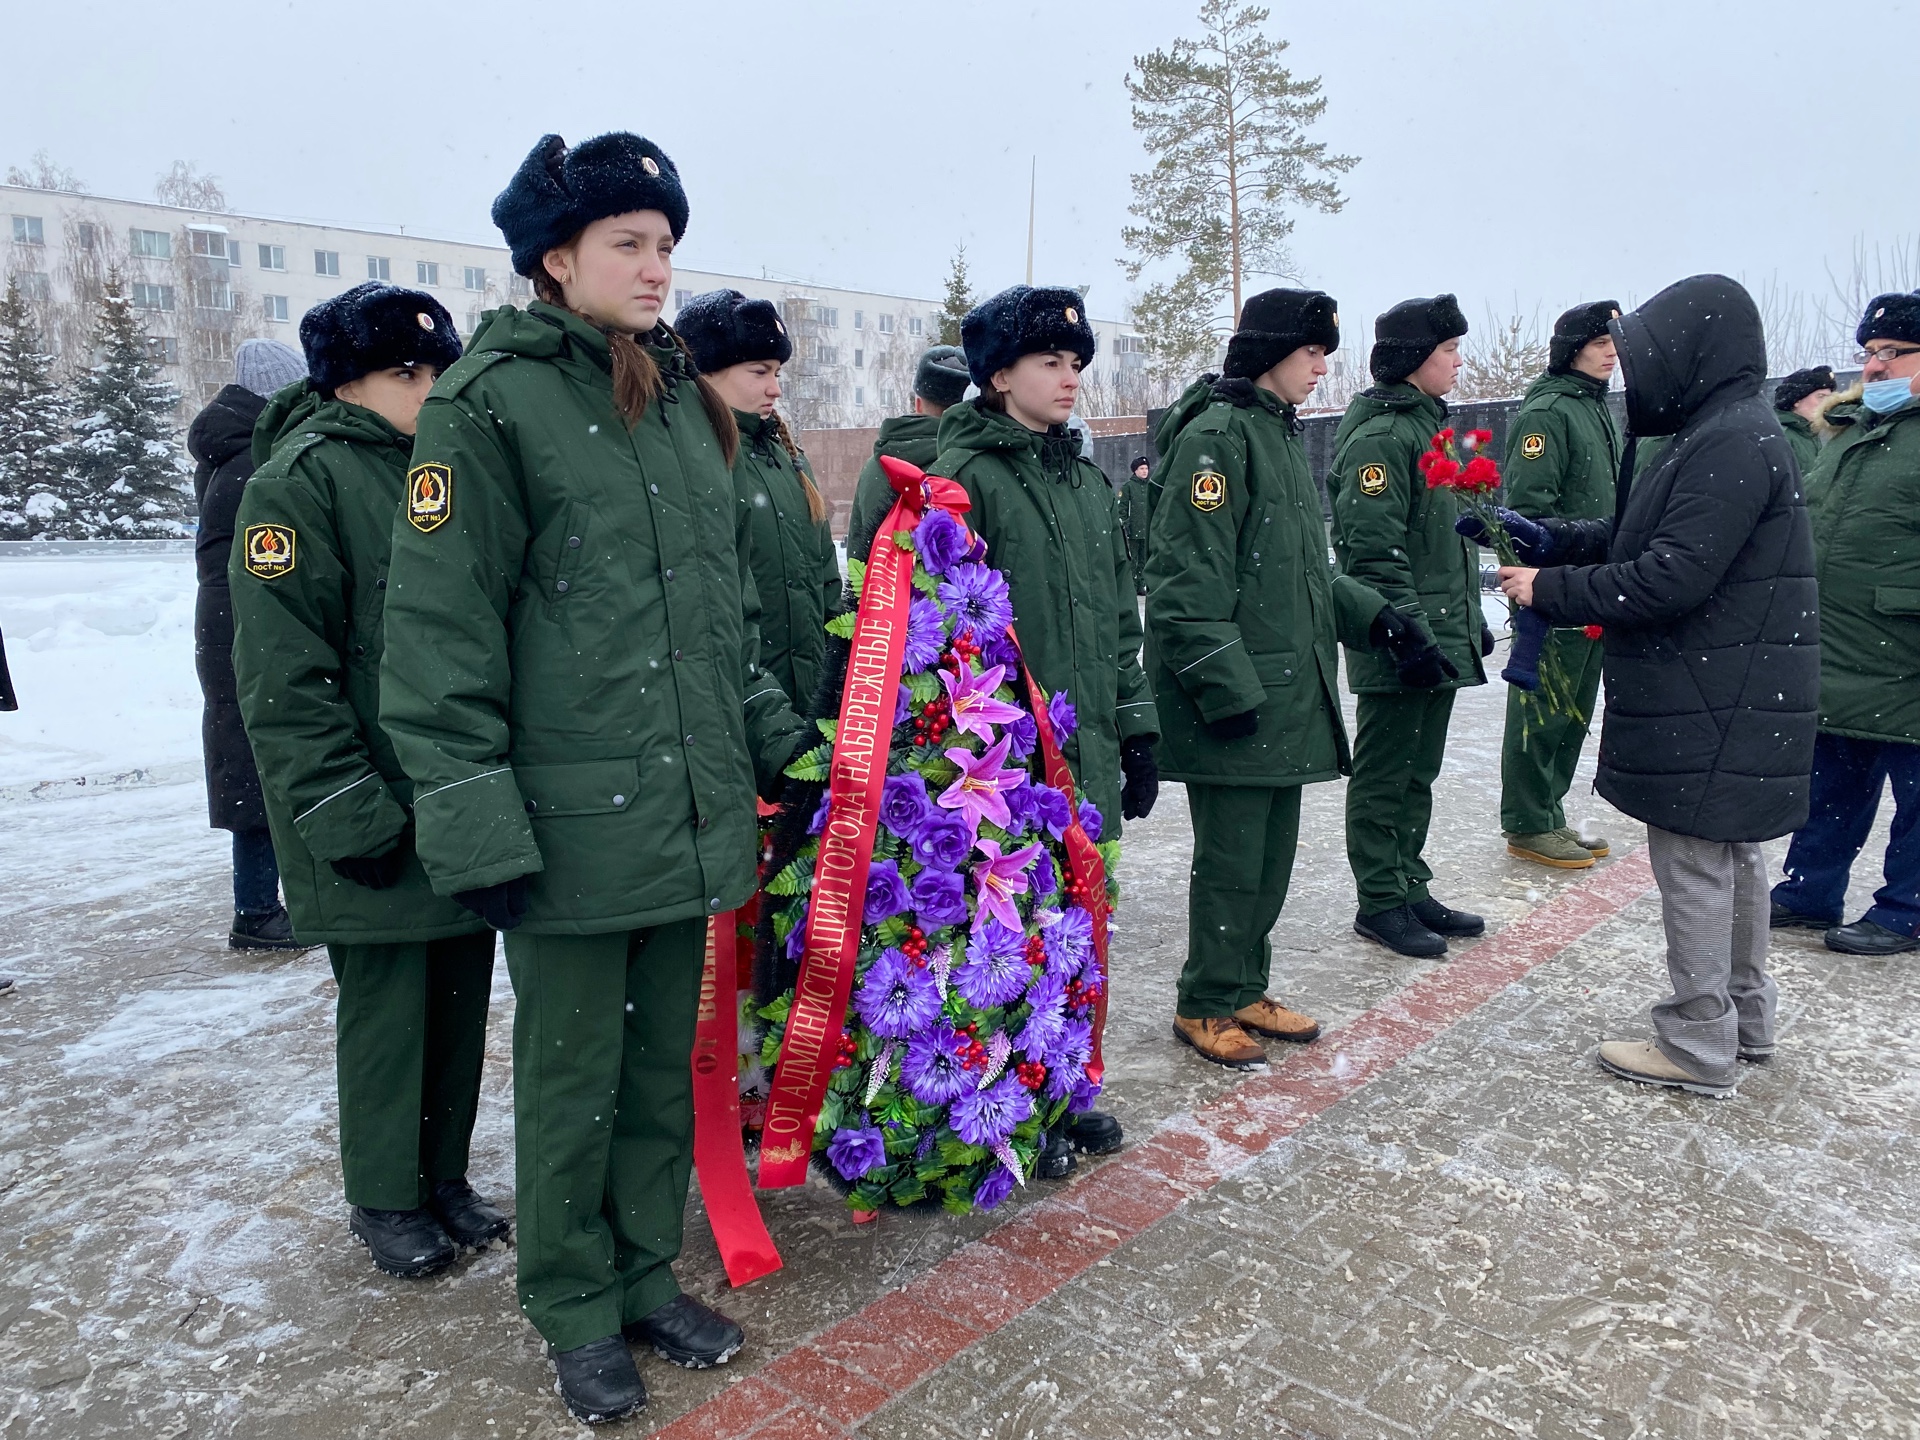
[
  {"x1": 1172, "y1": 1015, "x2": 1267, "y2": 1069},
  {"x1": 1233, "y1": 996, "x2": 1322, "y2": 1043}
]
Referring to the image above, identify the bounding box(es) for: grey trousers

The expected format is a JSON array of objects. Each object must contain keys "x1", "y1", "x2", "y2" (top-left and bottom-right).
[{"x1": 1645, "y1": 826, "x2": 1778, "y2": 1083}]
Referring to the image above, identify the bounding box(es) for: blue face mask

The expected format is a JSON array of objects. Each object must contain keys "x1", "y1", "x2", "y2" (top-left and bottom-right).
[{"x1": 1861, "y1": 377, "x2": 1918, "y2": 414}]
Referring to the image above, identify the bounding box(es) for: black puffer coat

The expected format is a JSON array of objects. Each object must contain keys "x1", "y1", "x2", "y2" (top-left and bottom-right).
[
  {"x1": 1531, "y1": 275, "x2": 1818, "y2": 843},
  {"x1": 187, "y1": 383, "x2": 270, "y2": 831}
]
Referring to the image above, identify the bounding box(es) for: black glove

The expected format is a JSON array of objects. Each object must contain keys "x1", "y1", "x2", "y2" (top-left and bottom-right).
[
  {"x1": 1480, "y1": 621, "x2": 1496, "y2": 657},
  {"x1": 1370, "y1": 607, "x2": 1460, "y2": 690},
  {"x1": 1204, "y1": 709, "x2": 1260, "y2": 741},
  {"x1": 1119, "y1": 735, "x2": 1159, "y2": 820},
  {"x1": 331, "y1": 843, "x2": 405, "y2": 890},
  {"x1": 1453, "y1": 507, "x2": 1555, "y2": 565},
  {"x1": 453, "y1": 875, "x2": 532, "y2": 931}
]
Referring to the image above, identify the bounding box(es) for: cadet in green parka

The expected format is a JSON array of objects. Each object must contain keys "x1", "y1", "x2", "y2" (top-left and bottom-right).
[
  {"x1": 1492, "y1": 301, "x2": 1623, "y2": 870},
  {"x1": 847, "y1": 344, "x2": 972, "y2": 546},
  {"x1": 936, "y1": 284, "x2": 1159, "y2": 1174},
  {"x1": 1148, "y1": 289, "x2": 1440, "y2": 1068},
  {"x1": 378, "y1": 134, "x2": 811, "y2": 1426},
  {"x1": 1772, "y1": 365, "x2": 1836, "y2": 477},
  {"x1": 678, "y1": 288, "x2": 840, "y2": 707},
  {"x1": 227, "y1": 282, "x2": 505, "y2": 1281},
  {"x1": 1331, "y1": 294, "x2": 1490, "y2": 959}
]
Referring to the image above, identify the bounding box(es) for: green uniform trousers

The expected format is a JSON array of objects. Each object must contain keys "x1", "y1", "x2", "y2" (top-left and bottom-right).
[
  {"x1": 1178, "y1": 783, "x2": 1304, "y2": 1017},
  {"x1": 505, "y1": 918, "x2": 706, "y2": 1353},
  {"x1": 1347, "y1": 688, "x2": 1457, "y2": 913},
  {"x1": 326, "y1": 931, "x2": 497, "y2": 1211},
  {"x1": 1500, "y1": 631, "x2": 1605, "y2": 835}
]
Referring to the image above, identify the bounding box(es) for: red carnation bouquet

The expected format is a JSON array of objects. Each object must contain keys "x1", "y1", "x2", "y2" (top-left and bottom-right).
[{"x1": 1419, "y1": 428, "x2": 1587, "y2": 733}]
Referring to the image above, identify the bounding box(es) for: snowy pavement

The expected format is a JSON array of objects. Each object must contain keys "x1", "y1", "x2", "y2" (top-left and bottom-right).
[{"x1": 4, "y1": 557, "x2": 1917, "y2": 1439}]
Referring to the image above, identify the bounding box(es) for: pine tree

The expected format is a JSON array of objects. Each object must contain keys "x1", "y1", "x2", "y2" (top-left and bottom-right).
[
  {"x1": 1122, "y1": 1, "x2": 1358, "y2": 377},
  {"x1": 0, "y1": 277, "x2": 74, "y2": 538},
  {"x1": 52, "y1": 272, "x2": 191, "y2": 538},
  {"x1": 937, "y1": 245, "x2": 974, "y2": 347}
]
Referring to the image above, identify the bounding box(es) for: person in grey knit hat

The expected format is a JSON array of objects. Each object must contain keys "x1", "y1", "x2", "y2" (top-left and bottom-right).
[{"x1": 185, "y1": 337, "x2": 314, "y2": 953}]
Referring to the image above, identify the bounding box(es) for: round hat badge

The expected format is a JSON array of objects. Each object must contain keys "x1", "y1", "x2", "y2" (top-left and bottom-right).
[
  {"x1": 416, "y1": 312, "x2": 435, "y2": 331},
  {"x1": 642, "y1": 156, "x2": 661, "y2": 177},
  {"x1": 1065, "y1": 306, "x2": 1079, "y2": 323}
]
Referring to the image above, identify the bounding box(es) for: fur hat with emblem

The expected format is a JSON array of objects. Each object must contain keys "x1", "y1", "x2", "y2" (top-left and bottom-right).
[
  {"x1": 1774, "y1": 365, "x2": 1837, "y2": 411},
  {"x1": 299, "y1": 282, "x2": 462, "y2": 396},
  {"x1": 961, "y1": 285, "x2": 1097, "y2": 389},
  {"x1": 1857, "y1": 291, "x2": 1920, "y2": 347},
  {"x1": 675, "y1": 289, "x2": 792, "y2": 375},
  {"x1": 1548, "y1": 300, "x2": 1622, "y2": 374},
  {"x1": 1223, "y1": 288, "x2": 1339, "y2": 380},
  {"x1": 492, "y1": 132, "x2": 689, "y2": 279},
  {"x1": 1369, "y1": 294, "x2": 1469, "y2": 384}
]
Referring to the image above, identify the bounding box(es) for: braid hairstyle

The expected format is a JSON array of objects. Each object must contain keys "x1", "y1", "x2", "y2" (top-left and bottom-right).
[{"x1": 770, "y1": 408, "x2": 827, "y2": 524}]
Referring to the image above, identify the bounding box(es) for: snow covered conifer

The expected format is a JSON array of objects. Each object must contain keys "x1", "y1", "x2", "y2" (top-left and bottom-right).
[
  {"x1": 53, "y1": 272, "x2": 190, "y2": 538},
  {"x1": 0, "y1": 277, "x2": 75, "y2": 538}
]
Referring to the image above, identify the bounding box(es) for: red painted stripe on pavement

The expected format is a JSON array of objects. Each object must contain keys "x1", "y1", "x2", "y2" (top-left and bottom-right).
[{"x1": 655, "y1": 849, "x2": 1658, "y2": 1440}]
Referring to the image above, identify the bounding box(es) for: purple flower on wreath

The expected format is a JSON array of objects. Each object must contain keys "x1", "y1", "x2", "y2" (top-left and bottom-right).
[
  {"x1": 909, "y1": 866, "x2": 967, "y2": 931},
  {"x1": 1016, "y1": 971, "x2": 1068, "y2": 1057},
  {"x1": 937, "y1": 733, "x2": 1028, "y2": 835},
  {"x1": 807, "y1": 791, "x2": 832, "y2": 836},
  {"x1": 938, "y1": 563, "x2": 1014, "y2": 640},
  {"x1": 963, "y1": 532, "x2": 988, "y2": 565},
  {"x1": 826, "y1": 1122, "x2": 888, "y2": 1181},
  {"x1": 939, "y1": 658, "x2": 1024, "y2": 741},
  {"x1": 855, "y1": 947, "x2": 942, "y2": 1038},
  {"x1": 880, "y1": 773, "x2": 934, "y2": 842},
  {"x1": 970, "y1": 836, "x2": 1043, "y2": 935},
  {"x1": 973, "y1": 1163, "x2": 1017, "y2": 1211},
  {"x1": 1029, "y1": 848, "x2": 1058, "y2": 900},
  {"x1": 864, "y1": 859, "x2": 911, "y2": 925},
  {"x1": 901, "y1": 1022, "x2": 973, "y2": 1106},
  {"x1": 981, "y1": 626, "x2": 1021, "y2": 672},
  {"x1": 1068, "y1": 1072, "x2": 1101, "y2": 1114},
  {"x1": 894, "y1": 684, "x2": 912, "y2": 727},
  {"x1": 1077, "y1": 799, "x2": 1103, "y2": 842},
  {"x1": 955, "y1": 919, "x2": 1032, "y2": 1009},
  {"x1": 1027, "y1": 783, "x2": 1072, "y2": 839},
  {"x1": 910, "y1": 811, "x2": 973, "y2": 871},
  {"x1": 903, "y1": 596, "x2": 946, "y2": 674},
  {"x1": 1039, "y1": 1017, "x2": 1093, "y2": 1097},
  {"x1": 1047, "y1": 691, "x2": 1077, "y2": 741},
  {"x1": 785, "y1": 899, "x2": 810, "y2": 960},
  {"x1": 950, "y1": 1071, "x2": 1034, "y2": 1148},
  {"x1": 912, "y1": 508, "x2": 971, "y2": 576},
  {"x1": 1005, "y1": 710, "x2": 1038, "y2": 761},
  {"x1": 1042, "y1": 905, "x2": 1093, "y2": 978}
]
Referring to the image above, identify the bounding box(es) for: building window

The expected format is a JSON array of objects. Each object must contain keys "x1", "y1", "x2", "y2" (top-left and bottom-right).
[
  {"x1": 1115, "y1": 334, "x2": 1145, "y2": 354},
  {"x1": 131, "y1": 282, "x2": 175, "y2": 311},
  {"x1": 15, "y1": 271, "x2": 50, "y2": 300},
  {"x1": 855, "y1": 386, "x2": 866, "y2": 406},
  {"x1": 878, "y1": 313, "x2": 894, "y2": 335},
  {"x1": 204, "y1": 331, "x2": 235, "y2": 363},
  {"x1": 908, "y1": 316, "x2": 924, "y2": 336},
  {"x1": 12, "y1": 215, "x2": 45, "y2": 246},
  {"x1": 417, "y1": 260, "x2": 439, "y2": 285},
  {"x1": 509, "y1": 274, "x2": 531, "y2": 298},
  {"x1": 853, "y1": 309, "x2": 865, "y2": 331},
  {"x1": 673, "y1": 288, "x2": 690, "y2": 311},
  {"x1": 464, "y1": 266, "x2": 485, "y2": 291},
  {"x1": 193, "y1": 278, "x2": 233, "y2": 310},
  {"x1": 74, "y1": 222, "x2": 98, "y2": 250},
  {"x1": 854, "y1": 349, "x2": 864, "y2": 368},
  {"x1": 819, "y1": 305, "x2": 839, "y2": 327},
  {"x1": 189, "y1": 229, "x2": 229, "y2": 260},
  {"x1": 258, "y1": 243, "x2": 285, "y2": 271},
  {"x1": 131, "y1": 228, "x2": 172, "y2": 260},
  {"x1": 809, "y1": 340, "x2": 839, "y2": 364},
  {"x1": 368, "y1": 255, "x2": 390, "y2": 281},
  {"x1": 263, "y1": 294, "x2": 290, "y2": 322},
  {"x1": 315, "y1": 249, "x2": 340, "y2": 276},
  {"x1": 143, "y1": 335, "x2": 178, "y2": 365}
]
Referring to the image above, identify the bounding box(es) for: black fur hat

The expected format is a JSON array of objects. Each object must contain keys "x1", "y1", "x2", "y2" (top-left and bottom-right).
[
  {"x1": 913, "y1": 345, "x2": 971, "y2": 407},
  {"x1": 1857, "y1": 291, "x2": 1920, "y2": 346},
  {"x1": 299, "y1": 282, "x2": 463, "y2": 395},
  {"x1": 1774, "y1": 365, "x2": 1837, "y2": 411},
  {"x1": 1223, "y1": 288, "x2": 1339, "y2": 380},
  {"x1": 1369, "y1": 294, "x2": 1468, "y2": 384},
  {"x1": 676, "y1": 288, "x2": 791, "y2": 375},
  {"x1": 961, "y1": 285, "x2": 1097, "y2": 389},
  {"x1": 492, "y1": 132, "x2": 689, "y2": 278},
  {"x1": 1549, "y1": 300, "x2": 1622, "y2": 373}
]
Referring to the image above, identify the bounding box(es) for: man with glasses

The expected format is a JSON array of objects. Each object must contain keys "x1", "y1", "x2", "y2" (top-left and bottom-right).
[{"x1": 1771, "y1": 293, "x2": 1920, "y2": 956}]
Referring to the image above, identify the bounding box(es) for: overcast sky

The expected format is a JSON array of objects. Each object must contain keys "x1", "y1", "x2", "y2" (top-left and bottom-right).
[{"x1": 8, "y1": 0, "x2": 1918, "y2": 343}]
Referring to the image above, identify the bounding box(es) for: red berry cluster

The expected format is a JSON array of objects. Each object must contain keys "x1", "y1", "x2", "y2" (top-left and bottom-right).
[
  {"x1": 901, "y1": 926, "x2": 930, "y2": 967},
  {"x1": 1063, "y1": 874, "x2": 1089, "y2": 902},
  {"x1": 912, "y1": 697, "x2": 953, "y2": 747},
  {"x1": 1065, "y1": 978, "x2": 1098, "y2": 1015},
  {"x1": 833, "y1": 1030, "x2": 858, "y2": 1069},
  {"x1": 1015, "y1": 1059, "x2": 1049, "y2": 1091},
  {"x1": 948, "y1": 630, "x2": 982, "y2": 666},
  {"x1": 956, "y1": 1022, "x2": 990, "y2": 1072},
  {"x1": 1024, "y1": 934, "x2": 1046, "y2": 968}
]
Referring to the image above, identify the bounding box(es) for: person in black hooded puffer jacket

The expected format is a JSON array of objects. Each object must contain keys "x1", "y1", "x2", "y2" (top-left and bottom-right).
[{"x1": 1494, "y1": 274, "x2": 1818, "y2": 1097}]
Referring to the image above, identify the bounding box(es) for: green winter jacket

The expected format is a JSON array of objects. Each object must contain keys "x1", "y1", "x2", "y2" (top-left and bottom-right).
[
  {"x1": 931, "y1": 399, "x2": 1159, "y2": 834},
  {"x1": 733, "y1": 410, "x2": 839, "y2": 708},
  {"x1": 1805, "y1": 396, "x2": 1920, "y2": 745},
  {"x1": 228, "y1": 387, "x2": 485, "y2": 944},
  {"x1": 848, "y1": 412, "x2": 942, "y2": 547},
  {"x1": 1776, "y1": 407, "x2": 1821, "y2": 476},
  {"x1": 1146, "y1": 378, "x2": 1388, "y2": 786},
  {"x1": 1502, "y1": 371, "x2": 1620, "y2": 521},
  {"x1": 1329, "y1": 384, "x2": 1488, "y2": 694},
  {"x1": 1118, "y1": 476, "x2": 1151, "y2": 594},
  {"x1": 378, "y1": 303, "x2": 811, "y2": 934}
]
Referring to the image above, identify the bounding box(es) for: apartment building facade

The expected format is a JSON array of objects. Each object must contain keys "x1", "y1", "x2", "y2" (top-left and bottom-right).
[{"x1": 2, "y1": 185, "x2": 1152, "y2": 426}]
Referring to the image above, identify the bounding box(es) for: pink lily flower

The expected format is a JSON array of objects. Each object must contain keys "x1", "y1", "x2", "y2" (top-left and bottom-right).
[
  {"x1": 938, "y1": 733, "x2": 1027, "y2": 834},
  {"x1": 939, "y1": 658, "x2": 1024, "y2": 741},
  {"x1": 971, "y1": 835, "x2": 1042, "y2": 935}
]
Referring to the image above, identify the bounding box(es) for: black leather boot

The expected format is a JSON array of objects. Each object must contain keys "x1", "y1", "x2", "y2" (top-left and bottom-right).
[
  {"x1": 1064, "y1": 1109, "x2": 1124, "y2": 1154},
  {"x1": 552, "y1": 1336, "x2": 647, "y2": 1424},
  {"x1": 348, "y1": 1206, "x2": 456, "y2": 1278},
  {"x1": 1826, "y1": 918, "x2": 1919, "y2": 956},
  {"x1": 622, "y1": 1293, "x2": 744, "y2": 1369},
  {"x1": 1354, "y1": 905, "x2": 1447, "y2": 958},
  {"x1": 429, "y1": 1177, "x2": 510, "y2": 1247},
  {"x1": 1034, "y1": 1129, "x2": 1076, "y2": 1180},
  {"x1": 1410, "y1": 896, "x2": 1484, "y2": 937},
  {"x1": 229, "y1": 905, "x2": 309, "y2": 951}
]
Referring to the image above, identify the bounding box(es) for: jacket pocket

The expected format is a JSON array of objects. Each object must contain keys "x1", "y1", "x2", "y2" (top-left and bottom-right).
[
  {"x1": 1873, "y1": 585, "x2": 1920, "y2": 617},
  {"x1": 545, "y1": 501, "x2": 594, "y2": 602},
  {"x1": 1252, "y1": 652, "x2": 1303, "y2": 687},
  {"x1": 517, "y1": 757, "x2": 641, "y2": 817}
]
